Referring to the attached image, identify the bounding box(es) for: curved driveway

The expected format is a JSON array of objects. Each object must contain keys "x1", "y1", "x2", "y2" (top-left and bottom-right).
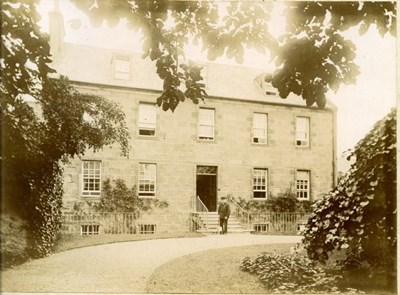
[{"x1": 1, "y1": 233, "x2": 301, "y2": 293}]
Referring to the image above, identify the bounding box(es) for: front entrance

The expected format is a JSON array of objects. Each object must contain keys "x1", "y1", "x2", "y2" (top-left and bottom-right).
[{"x1": 196, "y1": 166, "x2": 217, "y2": 212}]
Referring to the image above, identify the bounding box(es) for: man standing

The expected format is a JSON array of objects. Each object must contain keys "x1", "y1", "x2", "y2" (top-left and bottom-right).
[{"x1": 218, "y1": 196, "x2": 231, "y2": 234}]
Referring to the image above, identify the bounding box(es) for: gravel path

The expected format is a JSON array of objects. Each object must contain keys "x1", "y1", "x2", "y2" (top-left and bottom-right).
[{"x1": 1, "y1": 234, "x2": 301, "y2": 293}]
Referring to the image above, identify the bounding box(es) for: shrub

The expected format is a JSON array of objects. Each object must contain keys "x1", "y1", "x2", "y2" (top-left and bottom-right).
[
  {"x1": 72, "y1": 178, "x2": 169, "y2": 214},
  {"x1": 233, "y1": 189, "x2": 312, "y2": 214},
  {"x1": 0, "y1": 214, "x2": 30, "y2": 269},
  {"x1": 240, "y1": 252, "x2": 359, "y2": 293},
  {"x1": 303, "y1": 109, "x2": 396, "y2": 287}
]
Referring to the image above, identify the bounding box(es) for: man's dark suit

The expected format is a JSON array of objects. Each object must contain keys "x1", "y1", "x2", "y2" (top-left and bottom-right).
[{"x1": 218, "y1": 201, "x2": 231, "y2": 234}]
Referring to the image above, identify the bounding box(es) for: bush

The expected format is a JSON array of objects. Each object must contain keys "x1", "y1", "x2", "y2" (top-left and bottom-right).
[
  {"x1": 303, "y1": 109, "x2": 396, "y2": 287},
  {"x1": 0, "y1": 214, "x2": 30, "y2": 269},
  {"x1": 233, "y1": 189, "x2": 312, "y2": 214},
  {"x1": 240, "y1": 252, "x2": 359, "y2": 294},
  {"x1": 72, "y1": 178, "x2": 169, "y2": 214}
]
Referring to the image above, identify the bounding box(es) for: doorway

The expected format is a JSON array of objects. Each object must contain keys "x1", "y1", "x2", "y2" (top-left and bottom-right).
[{"x1": 196, "y1": 166, "x2": 217, "y2": 212}]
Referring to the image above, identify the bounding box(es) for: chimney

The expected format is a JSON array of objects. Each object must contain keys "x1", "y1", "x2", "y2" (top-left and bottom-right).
[{"x1": 48, "y1": 0, "x2": 65, "y2": 58}]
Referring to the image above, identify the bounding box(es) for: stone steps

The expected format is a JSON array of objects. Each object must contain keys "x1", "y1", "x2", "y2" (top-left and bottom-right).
[{"x1": 196, "y1": 212, "x2": 250, "y2": 234}]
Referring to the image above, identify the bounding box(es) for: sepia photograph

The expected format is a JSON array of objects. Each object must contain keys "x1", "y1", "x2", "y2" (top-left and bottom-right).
[{"x1": 1, "y1": 0, "x2": 397, "y2": 294}]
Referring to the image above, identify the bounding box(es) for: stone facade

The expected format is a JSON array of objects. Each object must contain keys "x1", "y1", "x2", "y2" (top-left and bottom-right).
[
  {"x1": 62, "y1": 81, "x2": 336, "y2": 214},
  {"x1": 49, "y1": 10, "x2": 337, "y2": 231}
]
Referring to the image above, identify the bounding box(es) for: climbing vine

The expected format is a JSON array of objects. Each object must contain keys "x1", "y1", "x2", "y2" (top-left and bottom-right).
[{"x1": 303, "y1": 108, "x2": 396, "y2": 283}]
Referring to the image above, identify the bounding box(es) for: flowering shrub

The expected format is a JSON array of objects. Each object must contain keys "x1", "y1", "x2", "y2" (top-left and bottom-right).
[
  {"x1": 303, "y1": 109, "x2": 396, "y2": 283},
  {"x1": 240, "y1": 252, "x2": 358, "y2": 293}
]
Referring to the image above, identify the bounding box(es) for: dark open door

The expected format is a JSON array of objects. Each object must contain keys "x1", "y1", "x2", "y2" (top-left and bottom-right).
[{"x1": 196, "y1": 166, "x2": 217, "y2": 211}]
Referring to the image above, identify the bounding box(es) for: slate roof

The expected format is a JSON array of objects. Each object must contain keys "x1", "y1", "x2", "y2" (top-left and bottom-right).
[{"x1": 52, "y1": 42, "x2": 335, "y2": 109}]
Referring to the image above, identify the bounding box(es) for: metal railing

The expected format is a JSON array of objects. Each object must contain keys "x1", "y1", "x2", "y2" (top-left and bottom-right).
[
  {"x1": 252, "y1": 212, "x2": 311, "y2": 234},
  {"x1": 61, "y1": 212, "x2": 140, "y2": 235},
  {"x1": 62, "y1": 211, "x2": 207, "y2": 235},
  {"x1": 195, "y1": 195, "x2": 209, "y2": 213},
  {"x1": 228, "y1": 196, "x2": 252, "y2": 229},
  {"x1": 190, "y1": 213, "x2": 207, "y2": 232}
]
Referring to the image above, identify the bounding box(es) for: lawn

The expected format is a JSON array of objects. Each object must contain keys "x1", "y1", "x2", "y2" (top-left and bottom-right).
[
  {"x1": 146, "y1": 243, "x2": 293, "y2": 294},
  {"x1": 54, "y1": 232, "x2": 205, "y2": 253},
  {"x1": 146, "y1": 243, "x2": 397, "y2": 294}
]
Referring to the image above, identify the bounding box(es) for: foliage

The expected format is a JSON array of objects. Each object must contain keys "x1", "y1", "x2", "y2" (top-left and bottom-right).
[
  {"x1": 72, "y1": 178, "x2": 168, "y2": 214},
  {"x1": 1, "y1": 0, "x2": 54, "y2": 96},
  {"x1": 302, "y1": 109, "x2": 396, "y2": 282},
  {"x1": 240, "y1": 252, "x2": 358, "y2": 294},
  {"x1": 233, "y1": 190, "x2": 312, "y2": 214},
  {"x1": 70, "y1": 1, "x2": 396, "y2": 110},
  {"x1": 1, "y1": 74, "x2": 130, "y2": 257},
  {"x1": 0, "y1": 214, "x2": 30, "y2": 269}
]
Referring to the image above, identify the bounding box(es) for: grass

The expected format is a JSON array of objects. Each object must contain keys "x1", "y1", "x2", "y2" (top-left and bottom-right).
[
  {"x1": 53, "y1": 232, "x2": 205, "y2": 253},
  {"x1": 146, "y1": 243, "x2": 396, "y2": 295},
  {"x1": 146, "y1": 243, "x2": 293, "y2": 294}
]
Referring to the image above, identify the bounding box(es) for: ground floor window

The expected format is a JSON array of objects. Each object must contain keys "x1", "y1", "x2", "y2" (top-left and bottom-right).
[
  {"x1": 138, "y1": 224, "x2": 156, "y2": 234},
  {"x1": 82, "y1": 160, "x2": 101, "y2": 196},
  {"x1": 139, "y1": 163, "x2": 156, "y2": 197},
  {"x1": 81, "y1": 224, "x2": 100, "y2": 235},
  {"x1": 296, "y1": 170, "x2": 310, "y2": 200},
  {"x1": 253, "y1": 168, "x2": 267, "y2": 199},
  {"x1": 253, "y1": 223, "x2": 269, "y2": 232}
]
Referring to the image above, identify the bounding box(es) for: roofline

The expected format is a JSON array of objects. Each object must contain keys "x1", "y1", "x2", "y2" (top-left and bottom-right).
[{"x1": 68, "y1": 79, "x2": 336, "y2": 113}]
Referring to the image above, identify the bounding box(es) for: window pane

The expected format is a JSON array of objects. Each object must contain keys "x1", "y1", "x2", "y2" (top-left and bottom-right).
[
  {"x1": 114, "y1": 56, "x2": 130, "y2": 80},
  {"x1": 296, "y1": 117, "x2": 309, "y2": 146},
  {"x1": 199, "y1": 108, "x2": 215, "y2": 139},
  {"x1": 139, "y1": 104, "x2": 156, "y2": 135},
  {"x1": 253, "y1": 169, "x2": 267, "y2": 199},
  {"x1": 253, "y1": 113, "x2": 267, "y2": 143},
  {"x1": 139, "y1": 163, "x2": 156, "y2": 197},
  {"x1": 296, "y1": 170, "x2": 310, "y2": 200},
  {"x1": 82, "y1": 161, "x2": 101, "y2": 196}
]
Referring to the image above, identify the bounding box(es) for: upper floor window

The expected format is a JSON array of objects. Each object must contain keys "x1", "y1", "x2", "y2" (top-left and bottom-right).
[
  {"x1": 296, "y1": 170, "x2": 310, "y2": 200},
  {"x1": 82, "y1": 160, "x2": 101, "y2": 197},
  {"x1": 253, "y1": 168, "x2": 267, "y2": 199},
  {"x1": 138, "y1": 103, "x2": 156, "y2": 136},
  {"x1": 113, "y1": 55, "x2": 131, "y2": 80},
  {"x1": 139, "y1": 163, "x2": 156, "y2": 198},
  {"x1": 254, "y1": 74, "x2": 277, "y2": 96},
  {"x1": 296, "y1": 117, "x2": 310, "y2": 147},
  {"x1": 198, "y1": 108, "x2": 215, "y2": 140},
  {"x1": 253, "y1": 113, "x2": 267, "y2": 144}
]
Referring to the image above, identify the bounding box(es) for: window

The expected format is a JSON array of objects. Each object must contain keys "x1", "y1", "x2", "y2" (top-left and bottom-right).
[
  {"x1": 253, "y1": 223, "x2": 269, "y2": 232},
  {"x1": 82, "y1": 161, "x2": 101, "y2": 196},
  {"x1": 139, "y1": 163, "x2": 156, "y2": 197},
  {"x1": 81, "y1": 224, "x2": 99, "y2": 235},
  {"x1": 253, "y1": 113, "x2": 267, "y2": 144},
  {"x1": 296, "y1": 117, "x2": 310, "y2": 146},
  {"x1": 198, "y1": 108, "x2": 215, "y2": 140},
  {"x1": 253, "y1": 168, "x2": 267, "y2": 199},
  {"x1": 138, "y1": 103, "x2": 156, "y2": 136},
  {"x1": 254, "y1": 74, "x2": 277, "y2": 96},
  {"x1": 296, "y1": 170, "x2": 310, "y2": 200},
  {"x1": 138, "y1": 224, "x2": 156, "y2": 234},
  {"x1": 113, "y1": 55, "x2": 131, "y2": 80}
]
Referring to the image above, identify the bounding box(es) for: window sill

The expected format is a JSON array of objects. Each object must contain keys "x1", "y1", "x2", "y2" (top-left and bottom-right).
[
  {"x1": 251, "y1": 143, "x2": 269, "y2": 147},
  {"x1": 197, "y1": 138, "x2": 216, "y2": 143},
  {"x1": 138, "y1": 195, "x2": 156, "y2": 199},
  {"x1": 137, "y1": 135, "x2": 158, "y2": 140},
  {"x1": 80, "y1": 196, "x2": 101, "y2": 200}
]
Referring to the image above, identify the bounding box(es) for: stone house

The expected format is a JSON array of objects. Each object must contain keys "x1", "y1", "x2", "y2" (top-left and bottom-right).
[{"x1": 49, "y1": 9, "x2": 337, "y2": 233}]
